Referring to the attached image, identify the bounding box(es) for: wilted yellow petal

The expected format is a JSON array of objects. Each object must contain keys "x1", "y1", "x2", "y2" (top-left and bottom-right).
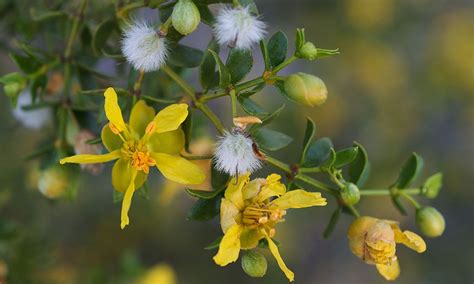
[
  {"x1": 121, "y1": 169, "x2": 137, "y2": 229},
  {"x1": 130, "y1": 100, "x2": 155, "y2": 137},
  {"x1": 376, "y1": 260, "x2": 400, "y2": 281},
  {"x1": 152, "y1": 153, "x2": 205, "y2": 185},
  {"x1": 220, "y1": 198, "x2": 241, "y2": 233},
  {"x1": 101, "y1": 125, "x2": 123, "y2": 152},
  {"x1": 104, "y1": 87, "x2": 127, "y2": 132},
  {"x1": 213, "y1": 224, "x2": 243, "y2": 266},
  {"x1": 270, "y1": 190, "x2": 327, "y2": 209},
  {"x1": 153, "y1": 104, "x2": 188, "y2": 133},
  {"x1": 225, "y1": 173, "x2": 250, "y2": 210},
  {"x1": 59, "y1": 150, "x2": 121, "y2": 165},
  {"x1": 394, "y1": 229, "x2": 427, "y2": 253},
  {"x1": 266, "y1": 237, "x2": 295, "y2": 282},
  {"x1": 348, "y1": 216, "x2": 380, "y2": 260},
  {"x1": 111, "y1": 159, "x2": 147, "y2": 193},
  {"x1": 147, "y1": 129, "x2": 185, "y2": 155}
]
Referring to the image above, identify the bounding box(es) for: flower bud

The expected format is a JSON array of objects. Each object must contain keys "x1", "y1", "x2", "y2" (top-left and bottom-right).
[
  {"x1": 171, "y1": 0, "x2": 201, "y2": 35},
  {"x1": 416, "y1": 206, "x2": 445, "y2": 238},
  {"x1": 341, "y1": 182, "x2": 360, "y2": 205},
  {"x1": 38, "y1": 165, "x2": 70, "y2": 199},
  {"x1": 298, "y1": 42, "x2": 318, "y2": 60},
  {"x1": 0, "y1": 72, "x2": 27, "y2": 104},
  {"x1": 284, "y1": 73, "x2": 328, "y2": 107},
  {"x1": 241, "y1": 250, "x2": 267, "y2": 278}
]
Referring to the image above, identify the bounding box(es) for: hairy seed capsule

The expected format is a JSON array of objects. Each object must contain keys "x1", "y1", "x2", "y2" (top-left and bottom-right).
[
  {"x1": 171, "y1": 0, "x2": 201, "y2": 35},
  {"x1": 241, "y1": 250, "x2": 267, "y2": 278},
  {"x1": 416, "y1": 206, "x2": 445, "y2": 238},
  {"x1": 284, "y1": 72, "x2": 328, "y2": 107},
  {"x1": 298, "y1": 42, "x2": 318, "y2": 60}
]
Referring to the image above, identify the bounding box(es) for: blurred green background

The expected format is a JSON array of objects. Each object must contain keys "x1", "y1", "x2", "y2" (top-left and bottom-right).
[{"x1": 0, "y1": 0, "x2": 473, "y2": 283}]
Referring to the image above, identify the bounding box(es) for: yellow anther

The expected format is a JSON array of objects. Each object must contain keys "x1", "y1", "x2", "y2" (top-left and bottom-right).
[
  {"x1": 268, "y1": 228, "x2": 276, "y2": 238},
  {"x1": 258, "y1": 216, "x2": 269, "y2": 224}
]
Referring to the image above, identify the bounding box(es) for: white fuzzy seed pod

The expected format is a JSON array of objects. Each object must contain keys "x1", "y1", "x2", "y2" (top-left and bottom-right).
[
  {"x1": 214, "y1": 130, "x2": 262, "y2": 176},
  {"x1": 121, "y1": 21, "x2": 168, "y2": 72},
  {"x1": 213, "y1": 6, "x2": 266, "y2": 50},
  {"x1": 13, "y1": 91, "x2": 52, "y2": 129}
]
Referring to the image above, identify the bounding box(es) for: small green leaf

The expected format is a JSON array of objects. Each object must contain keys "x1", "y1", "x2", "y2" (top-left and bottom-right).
[
  {"x1": 395, "y1": 153, "x2": 424, "y2": 189},
  {"x1": 254, "y1": 128, "x2": 293, "y2": 151},
  {"x1": 226, "y1": 49, "x2": 253, "y2": 84},
  {"x1": 92, "y1": 18, "x2": 118, "y2": 55},
  {"x1": 168, "y1": 44, "x2": 204, "y2": 68},
  {"x1": 200, "y1": 39, "x2": 219, "y2": 91},
  {"x1": 302, "y1": 137, "x2": 333, "y2": 167},
  {"x1": 391, "y1": 195, "x2": 408, "y2": 215},
  {"x1": 267, "y1": 31, "x2": 288, "y2": 68},
  {"x1": 301, "y1": 117, "x2": 316, "y2": 163},
  {"x1": 209, "y1": 50, "x2": 231, "y2": 89},
  {"x1": 422, "y1": 173, "x2": 442, "y2": 199},
  {"x1": 238, "y1": 97, "x2": 268, "y2": 117},
  {"x1": 9, "y1": 53, "x2": 42, "y2": 74},
  {"x1": 323, "y1": 206, "x2": 342, "y2": 239},
  {"x1": 86, "y1": 138, "x2": 102, "y2": 145},
  {"x1": 187, "y1": 193, "x2": 222, "y2": 221},
  {"x1": 195, "y1": 2, "x2": 215, "y2": 26},
  {"x1": 30, "y1": 9, "x2": 68, "y2": 22},
  {"x1": 321, "y1": 148, "x2": 336, "y2": 168},
  {"x1": 333, "y1": 147, "x2": 359, "y2": 168},
  {"x1": 348, "y1": 142, "x2": 370, "y2": 187},
  {"x1": 259, "y1": 40, "x2": 270, "y2": 70},
  {"x1": 204, "y1": 236, "x2": 223, "y2": 250}
]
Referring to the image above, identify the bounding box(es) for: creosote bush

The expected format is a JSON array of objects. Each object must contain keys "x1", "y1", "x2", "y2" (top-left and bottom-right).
[{"x1": 0, "y1": 0, "x2": 446, "y2": 282}]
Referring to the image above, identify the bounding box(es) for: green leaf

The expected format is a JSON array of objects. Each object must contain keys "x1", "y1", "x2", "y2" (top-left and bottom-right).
[
  {"x1": 226, "y1": 49, "x2": 253, "y2": 84},
  {"x1": 391, "y1": 195, "x2": 408, "y2": 215},
  {"x1": 254, "y1": 128, "x2": 293, "y2": 151},
  {"x1": 200, "y1": 39, "x2": 219, "y2": 91},
  {"x1": 195, "y1": 2, "x2": 215, "y2": 26},
  {"x1": 238, "y1": 97, "x2": 267, "y2": 117},
  {"x1": 92, "y1": 18, "x2": 117, "y2": 55},
  {"x1": 395, "y1": 153, "x2": 424, "y2": 189},
  {"x1": 211, "y1": 160, "x2": 229, "y2": 190},
  {"x1": 267, "y1": 31, "x2": 288, "y2": 68},
  {"x1": 30, "y1": 74, "x2": 47, "y2": 102},
  {"x1": 185, "y1": 188, "x2": 223, "y2": 199},
  {"x1": 248, "y1": 103, "x2": 285, "y2": 133},
  {"x1": 30, "y1": 9, "x2": 68, "y2": 22},
  {"x1": 209, "y1": 50, "x2": 231, "y2": 89},
  {"x1": 348, "y1": 142, "x2": 370, "y2": 187},
  {"x1": 238, "y1": 0, "x2": 258, "y2": 13},
  {"x1": 113, "y1": 191, "x2": 124, "y2": 203},
  {"x1": 333, "y1": 147, "x2": 359, "y2": 168},
  {"x1": 323, "y1": 206, "x2": 341, "y2": 239},
  {"x1": 257, "y1": 238, "x2": 280, "y2": 249},
  {"x1": 9, "y1": 53, "x2": 42, "y2": 74},
  {"x1": 86, "y1": 138, "x2": 102, "y2": 145},
  {"x1": 204, "y1": 236, "x2": 223, "y2": 250},
  {"x1": 182, "y1": 110, "x2": 193, "y2": 152},
  {"x1": 301, "y1": 117, "x2": 316, "y2": 163},
  {"x1": 168, "y1": 44, "x2": 204, "y2": 68},
  {"x1": 321, "y1": 148, "x2": 336, "y2": 168},
  {"x1": 187, "y1": 193, "x2": 222, "y2": 221},
  {"x1": 302, "y1": 138, "x2": 333, "y2": 167},
  {"x1": 422, "y1": 172, "x2": 442, "y2": 199},
  {"x1": 259, "y1": 40, "x2": 270, "y2": 70}
]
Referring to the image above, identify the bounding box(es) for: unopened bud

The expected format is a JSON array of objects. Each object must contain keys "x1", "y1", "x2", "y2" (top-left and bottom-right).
[
  {"x1": 416, "y1": 206, "x2": 445, "y2": 238},
  {"x1": 38, "y1": 166, "x2": 69, "y2": 199},
  {"x1": 298, "y1": 42, "x2": 318, "y2": 60},
  {"x1": 0, "y1": 73, "x2": 27, "y2": 104},
  {"x1": 241, "y1": 250, "x2": 267, "y2": 278},
  {"x1": 171, "y1": 0, "x2": 201, "y2": 35},
  {"x1": 341, "y1": 182, "x2": 360, "y2": 205},
  {"x1": 284, "y1": 72, "x2": 328, "y2": 107}
]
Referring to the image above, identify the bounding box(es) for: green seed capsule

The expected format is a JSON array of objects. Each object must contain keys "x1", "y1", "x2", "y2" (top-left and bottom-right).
[
  {"x1": 341, "y1": 182, "x2": 360, "y2": 205},
  {"x1": 241, "y1": 250, "x2": 267, "y2": 278},
  {"x1": 171, "y1": 0, "x2": 201, "y2": 35},
  {"x1": 298, "y1": 42, "x2": 318, "y2": 60},
  {"x1": 38, "y1": 165, "x2": 70, "y2": 199},
  {"x1": 416, "y1": 206, "x2": 445, "y2": 238},
  {"x1": 284, "y1": 72, "x2": 328, "y2": 107}
]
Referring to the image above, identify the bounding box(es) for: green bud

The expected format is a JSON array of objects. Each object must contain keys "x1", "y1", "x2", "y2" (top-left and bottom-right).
[
  {"x1": 284, "y1": 72, "x2": 328, "y2": 107},
  {"x1": 341, "y1": 182, "x2": 360, "y2": 205},
  {"x1": 0, "y1": 72, "x2": 27, "y2": 105},
  {"x1": 171, "y1": 0, "x2": 201, "y2": 35},
  {"x1": 241, "y1": 250, "x2": 267, "y2": 278},
  {"x1": 38, "y1": 165, "x2": 69, "y2": 199},
  {"x1": 421, "y1": 173, "x2": 442, "y2": 199},
  {"x1": 298, "y1": 42, "x2": 318, "y2": 60},
  {"x1": 416, "y1": 206, "x2": 445, "y2": 238}
]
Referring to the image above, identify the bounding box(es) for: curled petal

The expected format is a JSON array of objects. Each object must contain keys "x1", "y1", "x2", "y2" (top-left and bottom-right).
[
  {"x1": 393, "y1": 228, "x2": 427, "y2": 253},
  {"x1": 121, "y1": 169, "x2": 138, "y2": 229},
  {"x1": 104, "y1": 88, "x2": 127, "y2": 132},
  {"x1": 266, "y1": 237, "x2": 295, "y2": 282},
  {"x1": 59, "y1": 150, "x2": 121, "y2": 165},
  {"x1": 153, "y1": 104, "x2": 188, "y2": 133},
  {"x1": 213, "y1": 224, "x2": 243, "y2": 266},
  {"x1": 376, "y1": 259, "x2": 400, "y2": 281}
]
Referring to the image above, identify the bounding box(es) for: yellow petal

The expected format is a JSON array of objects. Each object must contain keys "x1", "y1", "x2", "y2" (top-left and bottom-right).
[
  {"x1": 112, "y1": 159, "x2": 147, "y2": 192},
  {"x1": 152, "y1": 153, "x2": 205, "y2": 185},
  {"x1": 101, "y1": 125, "x2": 123, "y2": 152},
  {"x1": 270, "y1": 189, "x2": 327, "y2": 209},
  {"x1": 153, "y1": 104, "x2": 188, "y2": 133},
  {"x1": 59, "y1": 150, "x2": 121, "y2": 165},
  {"x1": 130, "y1": 100, "x2": 155, "y2": 137},
  {"x1": 225, "y1": 173, "x2": 250, "y2": 211},
  {"x1": 139, "y1": 264, "x2": 176, "y2": 284},
  {"x1": 394, "y1": 228, "x2": 427, "y2": 253},
  {"x1": 376, "y1": 259, "x2": 400, "y2": 281},
  {"x1": 104, "y1": 87, "x2": 127, "y2": 132},
  {"x1": 121, "y1": 169, "x2": 137, "y2": 229},
  {"x1": 220, "y1": 198, "x2": 241, "y2": 233},
  {"x1": 213, "y1": 224, "x2": 243, "y2": 266},
  {"x1": 347, "y1": 217, "x2": 380, "y2": 260},
  {"x1": 266, "y1": 237, "x2": 295, "y2": 282},
  {"x1": 147, "y1": 129, "x2": 185, "y2": 155}
]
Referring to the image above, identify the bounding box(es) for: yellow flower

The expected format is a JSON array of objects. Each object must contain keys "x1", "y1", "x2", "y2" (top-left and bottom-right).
[
  {"x1": 213, "y1": 173, "x2": 327, "y2": 282},
  {"x1": 60, "y1": 87, "x2": 205, "y2": 229},
  {"x1": 347, "y1": 216, "x2": 427, "y2": 281},
  {"x1": 139, "y1": 263, "x2": 176, "y2": 284}
]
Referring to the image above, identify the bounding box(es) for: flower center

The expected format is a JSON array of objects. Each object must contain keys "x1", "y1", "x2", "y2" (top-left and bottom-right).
[
  {"x1": 363, "y1": 239, "x2": 396, "y2": 265},
  {"x1": 242, "y1": 204, "x2": 286, "y2": 236},
  {"x1": 121, "y1": 140, "x2": 156, "y2": 174}
]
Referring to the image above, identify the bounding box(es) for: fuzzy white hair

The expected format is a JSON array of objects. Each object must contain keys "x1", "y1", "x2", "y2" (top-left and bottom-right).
[
  {"x1": 214, "y1": 130, "x2": 262, "y2": 176},
  {"x1": 213, "y1": 6, "x2": 266, "y2": 50},
  {"x1": 13, "y1": 91, "x2": 52, "y2": 129},
  {"x1": 121, "y1": 21, "x2": 168, "y2": 72}
]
